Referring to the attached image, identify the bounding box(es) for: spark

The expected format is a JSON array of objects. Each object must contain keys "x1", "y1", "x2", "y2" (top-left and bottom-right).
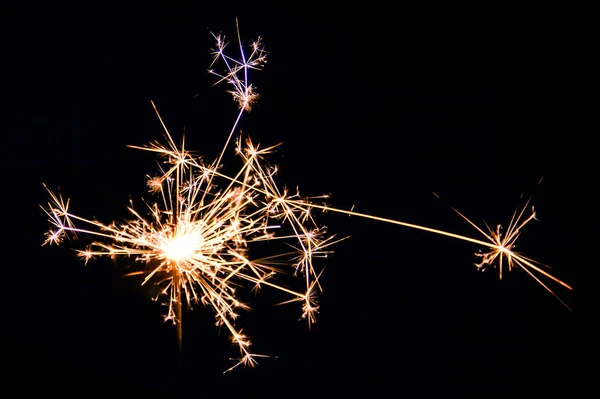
[
  {"x1": 208, "y1": 18, "x2": 266, "y2": 113},
  {"x1": 42, "y1": 21, "x2": 342, "y2": 373},
  {"x1": 42, "y1": 21, "x2": 571, "y2": 373}
]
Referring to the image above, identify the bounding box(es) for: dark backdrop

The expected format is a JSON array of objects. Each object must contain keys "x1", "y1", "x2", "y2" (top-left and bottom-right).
[{"x1": 2, "y1": 4, "x2": 590, "y2": 397}]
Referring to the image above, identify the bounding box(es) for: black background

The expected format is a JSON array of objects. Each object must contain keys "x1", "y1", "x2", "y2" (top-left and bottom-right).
[{"x1": 3, "y1": 4, "x2": 591, "y2": 397}]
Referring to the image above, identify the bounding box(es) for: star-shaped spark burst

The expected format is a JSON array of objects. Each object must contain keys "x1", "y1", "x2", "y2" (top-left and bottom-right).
[
  {"x1": 42, "y1": 21, "x2": 343, "y2": 372},
  {"x1": 451, "y1": 196, "x2": 572, "y2": 308}
]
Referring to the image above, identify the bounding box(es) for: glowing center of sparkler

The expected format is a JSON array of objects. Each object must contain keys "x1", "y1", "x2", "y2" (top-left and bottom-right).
[{"x1": 162, "y1": 233, "x2": 200, "y2": 262}]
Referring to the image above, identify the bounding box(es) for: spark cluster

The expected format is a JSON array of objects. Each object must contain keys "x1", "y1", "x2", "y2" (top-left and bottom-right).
[
  {"x1": 41, "y1": 20, "x2": 572, "y2": 373},
  {"x1": 42, "y1": 23, "x2": 340, "y2": 372}
]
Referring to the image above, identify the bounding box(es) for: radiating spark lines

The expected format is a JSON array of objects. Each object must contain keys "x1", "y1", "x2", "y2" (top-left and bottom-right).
[
  {"x1": 42, "y1": 21, "x2": 341, "y2": 372},
  {"x1": 41, "y1": 20, "x2": 571, "y2": 373}
]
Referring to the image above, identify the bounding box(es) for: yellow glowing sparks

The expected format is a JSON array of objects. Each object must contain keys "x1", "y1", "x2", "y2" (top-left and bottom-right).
[
  {"x1": 41, "y1": 21, "x2": 571, "y2": 373},
  {"x1": 42, "y1": 109, "x2": 342, "y2": 371},
  {"x1": 42, "y1": 23, "x2": 342, "y2": 373}
]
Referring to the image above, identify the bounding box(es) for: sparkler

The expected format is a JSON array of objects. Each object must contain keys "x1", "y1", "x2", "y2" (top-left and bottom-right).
[
  {"x1": 42, "y1": 21, "x2": 342, "y2": 372},
  {"x1": 42, "y1": 110, "x2": 342, "y2": 371},
  {"x1": 41, "y1": 20, "x2": 571, "y2": 373}
]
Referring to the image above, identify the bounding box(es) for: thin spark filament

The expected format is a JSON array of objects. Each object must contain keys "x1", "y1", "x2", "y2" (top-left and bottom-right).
[{"x1": 285, "y1": 199, "x2": 572, "y2": 308}]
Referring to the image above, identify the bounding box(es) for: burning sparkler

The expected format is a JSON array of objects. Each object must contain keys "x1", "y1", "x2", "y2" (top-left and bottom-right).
[
  {"x1": 41, "y1": 19, "x2": 571, "y2": 373},
  {"x1": 42, "y1": 21, "x2": 342, "y2": 372},
  {"x1": 42, "y1": 113, "x2": 342, "y2": 371}
]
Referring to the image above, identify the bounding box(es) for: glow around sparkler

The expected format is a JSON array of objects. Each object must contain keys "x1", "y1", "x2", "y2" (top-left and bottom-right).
[
  {"x1": 42, "y1": 109, "x2": 341, "y2": 372},
  {"x1": 41, "y1": 20, "x2": 572, "y2": 373}
]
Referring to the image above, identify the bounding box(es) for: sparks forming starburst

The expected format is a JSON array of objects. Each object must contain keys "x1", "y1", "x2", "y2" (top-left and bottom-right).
[
  {"x1": 42, "y1": 21, "x2": 342, "y2": 372},
  {"x1": 42, "y1": 20, "x2": 572, "y2": 373},
  {"x1": 42, "y1": 112, "x2": 341, "y2": 371}
]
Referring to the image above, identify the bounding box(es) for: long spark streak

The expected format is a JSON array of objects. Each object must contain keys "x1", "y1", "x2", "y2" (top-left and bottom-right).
[
  {"x1": 285, "y1": 200, "x2": 572, "y2": 308},
  {"x1": 176, "y1": 155, "x2": 573, "y2": 307}
]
